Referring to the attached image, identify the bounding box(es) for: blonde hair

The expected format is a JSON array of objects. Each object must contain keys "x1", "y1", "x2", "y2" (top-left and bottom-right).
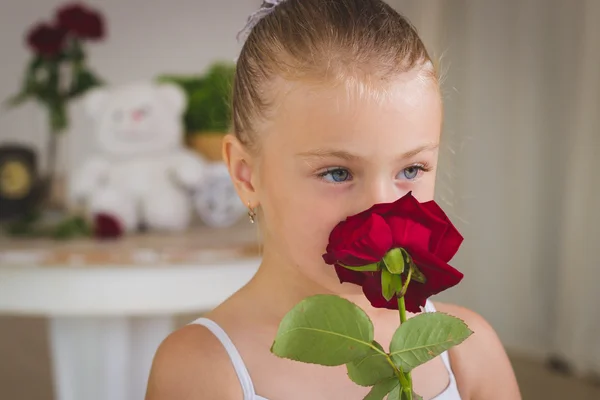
[{"x1": 232, "y1": 0, "x2": 436, "y2": 153}]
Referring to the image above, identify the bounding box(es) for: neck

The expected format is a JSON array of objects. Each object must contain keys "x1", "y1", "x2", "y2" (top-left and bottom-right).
[{"x1": 242, "y1": 245, "x2": 401, "y2": 327}]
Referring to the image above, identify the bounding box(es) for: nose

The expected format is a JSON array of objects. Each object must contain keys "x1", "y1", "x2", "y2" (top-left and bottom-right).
[{"x1": 363, "y1": 178, "x2": 402, "y2": 208}]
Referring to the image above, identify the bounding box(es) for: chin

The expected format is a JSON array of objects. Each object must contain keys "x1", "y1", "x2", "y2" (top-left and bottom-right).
[{"x1": 300, "y1": 260, "x2": 354, "y2": 294}]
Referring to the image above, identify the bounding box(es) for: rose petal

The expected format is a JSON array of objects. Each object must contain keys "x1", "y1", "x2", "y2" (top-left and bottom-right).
[
  {"x1": 402, "y1": 247, "x2": 464, "y2": 313},
  {"x1": 26, "y1": 24, "x2": 67, "y2": 57},
  {"x1": 386, "y1": 215, "x2": 433, "y2": 252},
  {"x1": 57, "y1": 4, "x2": 105, "y2": 40},
  {"x1": 325, "y1": 212, "x2": 371, "y2": 250},
  {"x1": 323, "y1": 213, "x2": 392, "y2": 266},
  {"x1": 420, "y1": 201, "x2": 464, "y2": 262},
  {"x1": 381, "y1": 193, "x2": 453, "y2": 259},
  {"x1": 334, "y1": 264, "x2": 368, "y2": 286},
  {"x1": 362, "y1": 273, "x2": 399, "y2": 310}
]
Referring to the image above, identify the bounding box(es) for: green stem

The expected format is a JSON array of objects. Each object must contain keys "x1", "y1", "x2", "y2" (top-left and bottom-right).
[
  {"x1": 398, "y1": 296, "x2": 407, "y2": 324},
  {"x1": 365, "y1": 342, "x2": 408, "y2": 388},
  {"x1": 398, "y1": 290, "x2": 412, "y2": 399}
]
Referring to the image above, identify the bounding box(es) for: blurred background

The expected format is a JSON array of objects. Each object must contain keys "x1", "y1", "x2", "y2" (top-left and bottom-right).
[{"x1": 0, "y1": 0, "x2": 598, "y2": 399}]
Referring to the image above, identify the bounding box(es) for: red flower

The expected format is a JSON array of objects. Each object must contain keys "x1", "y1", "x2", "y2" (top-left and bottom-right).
[
  {"x1": 322, "y1": 192, "x2": 464, "y2": 313},
  {"x1": 94, "y1": 213, "x2": 123, "y2": 239},
  {"x1": 322, "y1": 213, "x2": 393, "y2": 267},
  {"x1": 26, "y1": 23, "x2": 68, "y2": 57},
  {"x1": 56, "y1": 3, "x2": 105, "y2": 40}
]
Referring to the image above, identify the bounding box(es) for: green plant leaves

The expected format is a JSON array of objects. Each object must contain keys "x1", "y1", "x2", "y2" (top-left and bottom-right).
[
  {"x1": 157, "y1": 62, "x2": 235, "y2": 133},
  {"x1": 347, "y1": 341, "x2": 395, "y2": 386},
  {"x1": 271, "y1": 294, "x2": 375, "y2": 366},
  {"x1": 6, "y1": 50, "x2": 103, "y2": 135},
  {"x1": 270, "y1": 296, "x2": 472, "y2": 399},
  {"x1": 363, "y1": 378, "x2": 398, "y2": 400},
  {"x1": 68, "y1": 68, "x2": 103, "y2": 98},
  {"x1": 6, "y1": 56, "x2": 45, "y2": 107},
  {"x1": 390, "y1": 312, "x2": 472, "y2": 372}
]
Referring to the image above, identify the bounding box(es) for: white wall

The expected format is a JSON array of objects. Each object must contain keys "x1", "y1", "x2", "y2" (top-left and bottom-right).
[{"x1": 0, "y1": 0, "x2": 259, "y2": 177}]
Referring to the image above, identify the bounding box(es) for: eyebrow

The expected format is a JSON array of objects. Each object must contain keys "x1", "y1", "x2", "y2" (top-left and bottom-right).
[{"x1": 296, "y1": 143, "x2": 439, "y2": 161}]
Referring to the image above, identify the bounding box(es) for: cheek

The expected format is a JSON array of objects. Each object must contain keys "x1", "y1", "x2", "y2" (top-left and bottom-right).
[{"x1": 258, "y1": 162, "x2": 347, "y2": 268}]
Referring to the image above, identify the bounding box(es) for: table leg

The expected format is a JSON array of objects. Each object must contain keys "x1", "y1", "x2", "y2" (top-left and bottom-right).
[{"x1": 48, "y1": 316, "x2": 174, "y2": 400}]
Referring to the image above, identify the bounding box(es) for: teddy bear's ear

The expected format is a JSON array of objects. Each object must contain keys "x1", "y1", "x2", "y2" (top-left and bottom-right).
[
  {"x1": 84, "y1": 87, "x2": 110, "y2": 119},
  {"x1": 156, "y1": 83, "x2": 187, "y2": 116}
]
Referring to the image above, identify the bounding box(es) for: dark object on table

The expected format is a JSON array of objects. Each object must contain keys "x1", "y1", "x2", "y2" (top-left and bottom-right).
[
  {"x1": 94, "y1": 213, "x2": 123, "y2": 239},
  {"x1": 0, "y1": 143, "x2": 40, "y2": 221},
  {"x1": 546, "y1": 355, "x2": 574, "y2": 376}
]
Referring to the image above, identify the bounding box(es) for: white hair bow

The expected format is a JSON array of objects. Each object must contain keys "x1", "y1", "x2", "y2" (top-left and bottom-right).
[{"x1": 237, "y1": 0, "x2": 287, "y2": 43}]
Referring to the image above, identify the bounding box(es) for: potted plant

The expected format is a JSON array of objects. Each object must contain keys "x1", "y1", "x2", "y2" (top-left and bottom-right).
[{"x1": 158, "y1": 62, "x2": 236, "y2": 161}]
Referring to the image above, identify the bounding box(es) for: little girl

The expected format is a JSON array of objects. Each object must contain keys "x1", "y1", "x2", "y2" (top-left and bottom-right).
[{"x1": 146, "y1": 0, "x2": 521, "y2": 399}]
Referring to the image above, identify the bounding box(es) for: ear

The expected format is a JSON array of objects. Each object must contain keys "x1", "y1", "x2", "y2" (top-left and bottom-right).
[
  {"x1": 156, "y1": 83, "x2": 187, "y2": 115},
  {"x1": 222, "y1": 133, "x2": 257, "y2": 208},
  {"x1": 84, "y1": 87, "x2": 110, "y2": 119}
]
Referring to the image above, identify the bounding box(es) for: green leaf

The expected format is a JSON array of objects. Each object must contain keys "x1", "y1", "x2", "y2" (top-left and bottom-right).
[
  {"x1": 383, "y1": 248, "x2": 405, "y2": 274},
  {"x1": 381, "y1": 269, "x2": 402, "y2": 302},
  {"x1": 390, "y1": 312, "x2": 473, "y2": 372},
  {"x1": 347, "y1": 341, "x2": 395, "y2": 386},
  {"x1": 5, "y1": 92, "x2": 31, "y2": 107},
  {"x1": 6, "y1": 56, "x2": 46, "y2": 108},
  {"x1": 340, "y1": 262, "x2": 380, "y2": 272},
  {"x1": 68, "y1": 68, "x2": 103, "y2": 98},
  {"x1": 387, "y1": 384, "x2": 401, "y2": 400},
  {"x1": 412, "y1": 392, "x2": 423, "y2": 400},
  {"x1": 271, "y1": 294, "x2": 374, "y2": 366},
  {"x1": 363, "y1": 378, "x2": 398, "y2": 400}
]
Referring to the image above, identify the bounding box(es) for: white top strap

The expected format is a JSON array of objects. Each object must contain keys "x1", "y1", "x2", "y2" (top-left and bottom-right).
[{"x1": 190, "y1": 317, "x2": 256, "y2": 400}]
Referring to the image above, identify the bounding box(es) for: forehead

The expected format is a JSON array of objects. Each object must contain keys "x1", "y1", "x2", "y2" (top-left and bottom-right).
[{"x1": 263, "y1": 71, "x2": 442, "y2": 155}]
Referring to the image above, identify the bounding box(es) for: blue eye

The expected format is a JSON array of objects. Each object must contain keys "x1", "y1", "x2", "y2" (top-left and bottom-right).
[
  {"x1": 319, "y1": 168, "x2": 352, "y2": 183},
  {"x1": 400, "y1": 165, "x2": 426, "y2": 180}
]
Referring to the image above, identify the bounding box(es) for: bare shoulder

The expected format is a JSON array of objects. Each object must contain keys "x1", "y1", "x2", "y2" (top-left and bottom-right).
[
  {"x1": 145, "y1": 319, "x2": 242, "y2": 400},
  {"x1": 432, "y1": 302, "x2": 522, "y2": 400}
]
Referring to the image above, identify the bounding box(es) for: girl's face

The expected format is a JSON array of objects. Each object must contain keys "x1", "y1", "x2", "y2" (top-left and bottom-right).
[{"x1": 228, "y1": 70, "x2": 442, "y2": 293}]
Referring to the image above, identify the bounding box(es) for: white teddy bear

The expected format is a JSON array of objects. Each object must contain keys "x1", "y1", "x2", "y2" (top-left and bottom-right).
[{"x1": 71, "y1": 81, "x2": 207, "y2": 237}]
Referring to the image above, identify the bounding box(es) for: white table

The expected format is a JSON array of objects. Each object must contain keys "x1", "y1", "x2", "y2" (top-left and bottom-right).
[{"x1": 0, "y1": 224, "x2": 261, "y2": 400}]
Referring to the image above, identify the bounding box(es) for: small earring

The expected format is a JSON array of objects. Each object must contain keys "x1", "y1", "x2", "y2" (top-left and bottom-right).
[{"x1": 247, "y1": 201, "x2": 257, "y2": 224}]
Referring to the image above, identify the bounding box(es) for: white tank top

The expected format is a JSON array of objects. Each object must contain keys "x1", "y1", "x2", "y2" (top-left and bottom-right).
[{"x1": 190, "y1": 300, "x2": 462, "y2": 400}]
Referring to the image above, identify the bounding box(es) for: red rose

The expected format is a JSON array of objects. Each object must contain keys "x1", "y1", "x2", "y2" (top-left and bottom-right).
[
  {"x1": 322, "y1": 213, "x2": 393, "y2": 267},
  {"x1": 322, "y1": 192, "x2": 464, "y2": 313},
  {"x1": 26, "y1": 23, "x2": 68, "y2": 57},
  {"x1": 56, "y1": 3, "x2": 105, "y2": 40}
]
